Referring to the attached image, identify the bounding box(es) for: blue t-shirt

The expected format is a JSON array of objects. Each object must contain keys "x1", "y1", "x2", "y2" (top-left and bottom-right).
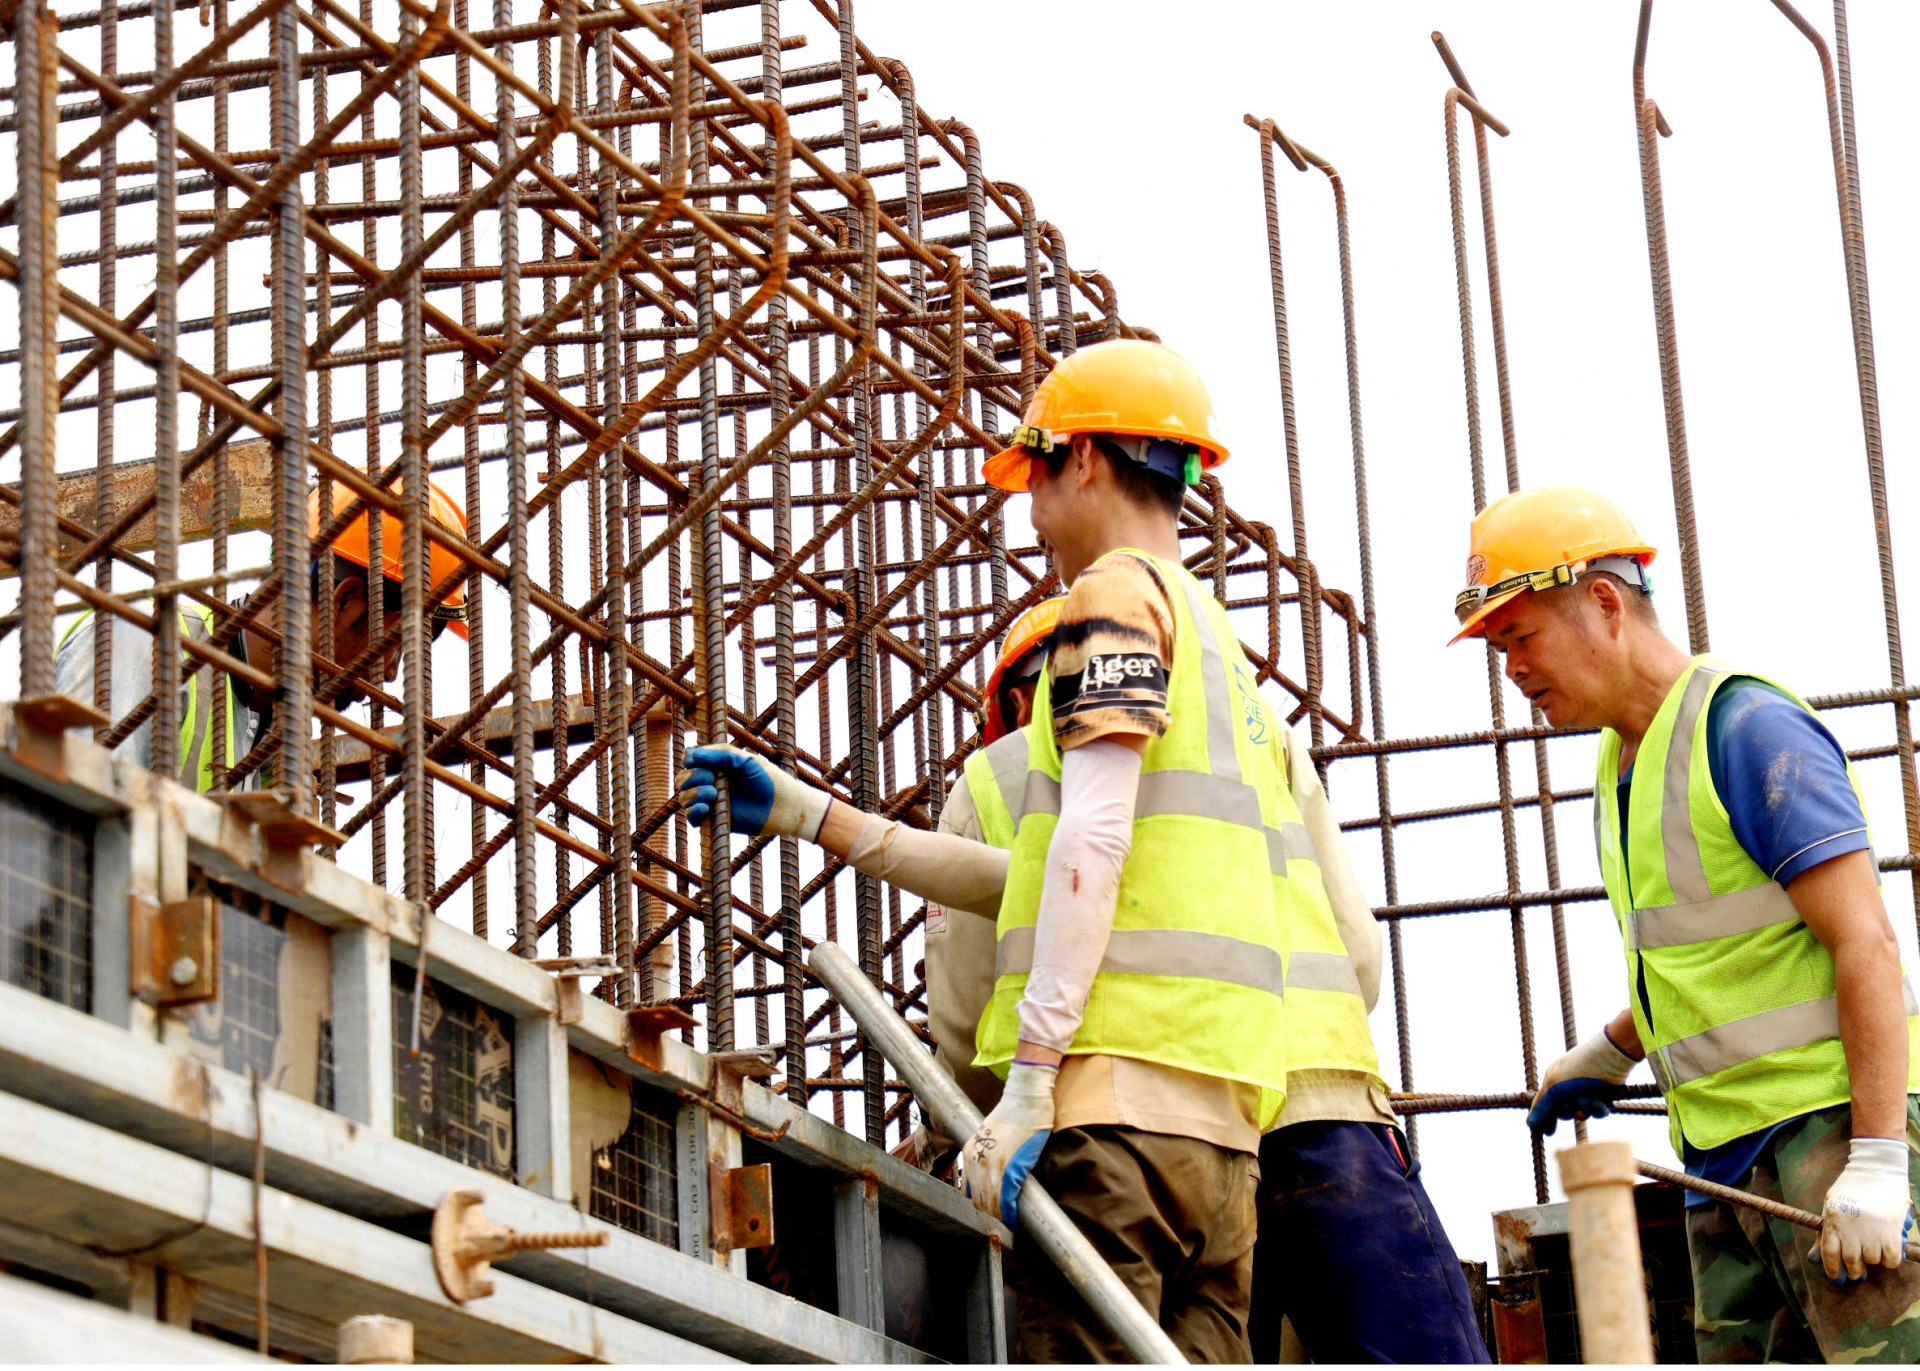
[{"x1": 1616, "y1": 678, "x2": 1870, "y2": 1203}]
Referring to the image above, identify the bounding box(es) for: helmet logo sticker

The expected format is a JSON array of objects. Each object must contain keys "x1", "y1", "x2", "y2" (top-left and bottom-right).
[{"x1": 1466, "y1": 553, "x2": 1487, "y2": 586}]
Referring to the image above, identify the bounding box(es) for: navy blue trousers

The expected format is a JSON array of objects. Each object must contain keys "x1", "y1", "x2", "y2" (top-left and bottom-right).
[{"x1": 1249, "y1": 1121, "x2": 1490, "y2": 1364}]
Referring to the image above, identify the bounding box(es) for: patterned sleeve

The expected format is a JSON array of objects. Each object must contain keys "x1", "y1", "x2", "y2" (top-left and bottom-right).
[{"x1": 1047, "y1": 552, "x2": 1176, "y2": 750}]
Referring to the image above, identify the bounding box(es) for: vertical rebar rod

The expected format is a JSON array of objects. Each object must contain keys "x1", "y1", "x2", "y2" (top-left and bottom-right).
[
  {"x1": 1438, "y1": 44, "x2": 1548, "y2": 1202},
  {"x1": 1255, "y1": 125, "x2": 1326, "y2": 763},
  {"x1": 691, "y1": 3, "x2": 734, "y2": 1049},
  {"x1": 272, "y1": 0, "x2": 312, "y2": 798},
  {"x1": 149, "y1": 0, "x2": 183, "y2": 779},
  {"x1": 91, "y1": 0, "x2": 120, "y2": 734},
  {"x1": 1822, "y1": 0, "x2": 1920, "y2": 936},
  {"x1": 15, "y1": 0, "x2": 58, "y2": 702},
  {"x1": 501, "y1": 0, "x2": 538, "y2": 957},
  {"x1": 766, "y1": 0, "x2": 806, "y2": 1103},
  {"x1": 596, "y1": 3, "x2": 638, "y2": 1006},
  {"x1": 842, "y1": 0, "x2": 882, "y2": 1143},
  {"x1": 1631, "y1": 1, "x2": 1711, "y2": 654}
]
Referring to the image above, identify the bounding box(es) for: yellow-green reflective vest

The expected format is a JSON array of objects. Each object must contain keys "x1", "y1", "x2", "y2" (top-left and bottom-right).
[
  {"x1": 972, "y1": 550, "x2": 1296, "y2": 1129},
  {"x1": 58, "y1": 603, "x2": 244, "y2": 795},
  {"x1": 964, "y1": 717, "x2": 1387, "y2": 1110},
  {"x1": 1596, "y1": 655, "x2": 1920, "y2": 1152}
]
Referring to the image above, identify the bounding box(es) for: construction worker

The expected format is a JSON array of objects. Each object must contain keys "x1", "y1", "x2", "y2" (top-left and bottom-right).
[
  {"x1": 894, "y1": 595, "x2": 1065, "y2": 1177},
  {"x1": 54, "y1": 477, "x2": 469, "y2": 792},
  {"x1": 1452, "y1": 486, "x2": 1920, "y2": 1364},
  {"x1": 900, "y1": 598, "x2": 1485, "y2": 1359},
  {"x1": 684, "y1": 340, "x2": 1292, "y2": 1360}
]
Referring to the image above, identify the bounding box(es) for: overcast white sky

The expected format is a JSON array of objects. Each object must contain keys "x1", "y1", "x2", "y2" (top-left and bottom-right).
[{"x1": 852, "y1": 0, "x2": 1920, "y2": 1262}]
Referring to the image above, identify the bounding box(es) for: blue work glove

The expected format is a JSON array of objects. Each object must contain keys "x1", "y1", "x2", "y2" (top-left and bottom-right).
[
  {"x1": 676, "y1": 745, "x2": 831, "y2": 841},
  {"x1": 962, "y1": 1061, "x2": 1056, "y2": 1228},
  {"x1": 1527, "y1": 1078, "x2": 1630, "y2": 1135},
  {"x1": 1526, "y1": 1027, "x2": 1640, "y2": 1135}
]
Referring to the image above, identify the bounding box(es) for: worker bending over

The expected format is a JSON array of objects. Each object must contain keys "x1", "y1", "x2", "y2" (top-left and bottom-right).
[
  {"x1": 55, "y1": 478, "x2": 470, "y2": 792},
  {"x1": 685, "y1": 340, "x2": 1293, "y2": 1360},
  {"x1": 1453, "y1": 487, "x2": 1920, "y2": 1365}
]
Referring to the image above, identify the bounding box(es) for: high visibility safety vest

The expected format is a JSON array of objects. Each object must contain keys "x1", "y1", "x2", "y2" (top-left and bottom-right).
[
  {"x1": 964, "y1": 709, "x2": 1386, "y2": 1111},
  {"x1": 58, "y1": 604, "x2": 245, "y2": 795},
  {"x1": 972, "y1": 550, "x2": 1303, "y2": 1129},
  {"x1": 1596, "y1": 655, "x2": 1920, "y2": 1152}
]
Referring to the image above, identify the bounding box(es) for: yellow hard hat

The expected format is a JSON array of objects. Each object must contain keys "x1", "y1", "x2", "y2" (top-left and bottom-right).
[
  {"x1": 309, "y1": 477, "x2": 471, "y2": 640},
  {"x1": 982, "y1": 339, "x2": 1229, "y2": 493},
  {"x1": 979, "y1": 596, "x2": 1064, "y2": 744},
  {"x1": 1450, "y1": 486, "x2": 1656, "y2": 644}
]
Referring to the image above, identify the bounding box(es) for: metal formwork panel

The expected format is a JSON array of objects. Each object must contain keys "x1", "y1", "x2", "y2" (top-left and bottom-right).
[{"x1": 0, "y1": 781, "x2": 93, "y2": 1014}]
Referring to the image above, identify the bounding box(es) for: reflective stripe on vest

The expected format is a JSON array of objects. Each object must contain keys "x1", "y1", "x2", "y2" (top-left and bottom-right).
[
  {"x1": 1647, "y1": 978, "x2": 1920, "y2": 1093},
  {"x1": 1597, "y1": 655, "x2": 1920, "y2": 1150},
  {"x1": 1011, "y1": 765, "x2": 1315, "y2": 876},
  {"x1": 994, "y1": 925, "x2": 1286, "y2": 996}
]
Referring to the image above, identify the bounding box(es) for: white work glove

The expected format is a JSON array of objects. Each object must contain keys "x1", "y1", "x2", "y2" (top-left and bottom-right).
[
  {"x1": 961, "y1": 1061, "x2": 1056, "y2": 1227},
  {"x1": 1814, "y1": 1137, "x2": 1914, "y2": 1283},
  {"x1": 677, "y1": 745, "x2": 832, "y2": 841},
  {"x1": 1527, "y1": 1029, "x2": 1639, "y2": 1135}
]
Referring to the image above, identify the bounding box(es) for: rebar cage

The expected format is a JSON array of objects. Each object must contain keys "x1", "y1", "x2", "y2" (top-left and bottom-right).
[{"x1": 0, "y1": 0, "x2": 1341, "y2": 1153}]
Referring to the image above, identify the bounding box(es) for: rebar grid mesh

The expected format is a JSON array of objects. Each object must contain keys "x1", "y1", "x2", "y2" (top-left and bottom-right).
[{"x1": 0, "y1": 0, "x2": 1341, "y2": 1147}]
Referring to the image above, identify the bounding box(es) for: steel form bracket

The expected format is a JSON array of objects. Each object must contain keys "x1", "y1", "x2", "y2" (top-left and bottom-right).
[
  {"x1": 715, "y1": 1161, "x2": 776, "y2": 1254},
  {"x1": 129, "y1": 892, "x2": 219, "y2": 1006},
  {"x1": 624, "y1": 1003, "x2": 699, "y2": 1073},
  {"x1": 539, "y1": 955, "x2": 618, "y2": 1027},
  {"x1": 217, "y1": 788, "x2": 346, "y2": 894},
  {"x1": 9, "y1": 695, "x2": 108, "y2": 786}
]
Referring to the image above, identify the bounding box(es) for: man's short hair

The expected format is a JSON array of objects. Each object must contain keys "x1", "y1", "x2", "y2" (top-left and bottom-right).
[
  {"x1": 1544, "y1": 570, "x2": 1658, "y2": 625},
  {"x1": 1035, "y1": 434, "x2": 1186, "y2": 518}
]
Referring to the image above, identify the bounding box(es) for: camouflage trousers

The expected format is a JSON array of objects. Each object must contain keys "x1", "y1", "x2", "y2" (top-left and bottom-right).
[{"x1": 1687, "y1": 1097, "x2": 1920, "y2": 1364}]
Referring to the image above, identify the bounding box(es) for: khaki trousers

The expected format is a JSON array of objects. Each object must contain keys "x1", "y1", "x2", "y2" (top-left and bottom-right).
[{"x1": 1010, "y1": 1124, "x2": 1260, "y2": 1364}]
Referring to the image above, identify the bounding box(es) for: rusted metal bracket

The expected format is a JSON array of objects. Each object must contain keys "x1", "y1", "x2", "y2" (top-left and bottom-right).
[
  {"x1": 624, "y1": 1003, "x2": 698, "y2": 1073},
  {"x1": 129, "y1": 892, "x2": 219, "y2": 1005},
  {"x1": 624, "y1": 1008, "x2": 792, "y2": 1145},
  {"x1": 429, "y1": 1188, "x2": 607, "y2": 1304},
  {"x1": 217, "y1": 788, "x2": 346, "y2": 893},
  {"x1": 714, "y1": 1161, "x2": 776, "y2": 1253},
  {"x1": 538, "y1": 955, "x2": 618, "y2": 1026},
  {"x1": 9, "y1": 694, "x2": 107, "y2": 785}
]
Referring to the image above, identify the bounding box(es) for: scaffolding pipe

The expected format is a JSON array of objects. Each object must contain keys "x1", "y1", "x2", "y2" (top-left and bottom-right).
[{"x1": 807, "y1": 941, "x2": 1186, "y2": 1366}]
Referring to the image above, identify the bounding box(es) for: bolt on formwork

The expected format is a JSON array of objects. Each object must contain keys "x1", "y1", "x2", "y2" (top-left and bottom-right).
[
  {"x1": 0, "y1": 0, "x2": 1335, "y2": 1152},
  {"x1": 1252, "y1": 0, "x2": 1920, "y2": 1212}
]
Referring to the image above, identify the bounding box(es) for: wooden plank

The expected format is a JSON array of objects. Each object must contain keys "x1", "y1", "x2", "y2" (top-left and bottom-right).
[{"x1": 0, "y1": 442, "x2": 275, "y2": 569}]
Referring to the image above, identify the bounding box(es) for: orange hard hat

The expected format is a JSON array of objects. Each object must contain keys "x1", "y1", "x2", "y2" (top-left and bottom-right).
[
  {"x1": 1450, "y1": 486, "x2": 1656, "y2": 644},
  {"x1": 308, "y1": 477, "x2": 471, "y2": 641},
  {"x1": 982, "y1": 339, "x2": 1229, "y2": 493},
  {"x1": 979, "y1": 597, "x2": 1064, "y2": 744}
]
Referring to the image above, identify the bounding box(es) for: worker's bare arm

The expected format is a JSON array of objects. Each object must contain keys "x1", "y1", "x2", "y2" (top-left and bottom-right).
[
  {"x1": 1605, "y1": 1007, "x2": 1644, "y2": 1060},
  {"x1": 1790, "y1": 848, "x2": 1909, "y2": 1141}
]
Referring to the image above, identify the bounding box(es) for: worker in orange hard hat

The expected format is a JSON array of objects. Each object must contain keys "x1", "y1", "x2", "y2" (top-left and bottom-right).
[
  {"x1": 54, "y1": 474, "x2": 471, "y2": 795},
  {"x1": 1459, "y1": 488, "x2": 1920, "y2": 1364},
  {"x1": 977, "y1": 596, "x2": 1062, "y2": 746}
]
